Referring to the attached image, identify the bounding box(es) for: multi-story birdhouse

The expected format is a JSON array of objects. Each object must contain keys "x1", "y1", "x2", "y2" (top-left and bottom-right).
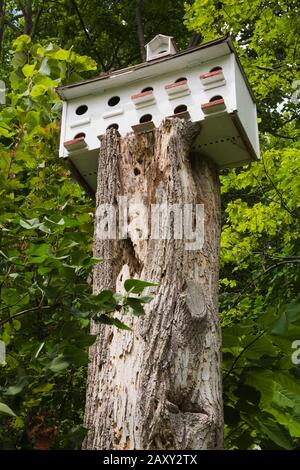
[{"x1": 57, "y1": 35, "x2": 260, "y2": 195}]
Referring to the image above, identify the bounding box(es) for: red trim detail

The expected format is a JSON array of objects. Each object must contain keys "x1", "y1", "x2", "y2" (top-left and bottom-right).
[
  {"x1": 165, "y1": 80, "x2": 187, "y2": 90},
  {"x1": 200, "y1": 70, "x2": 223, "y2": 79},
  {"x1": 201, "y1": 98, "x2": 225, "y2": 109},
  {"x1": 64, "y1": 137, "x2": 85, "y2": 146},
  {"x1": 131, "y1": 90, "x2": 153, "y2": 100}
]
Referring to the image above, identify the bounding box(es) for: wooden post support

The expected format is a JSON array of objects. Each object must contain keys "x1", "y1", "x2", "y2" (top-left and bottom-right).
[{"x1": 83, "y1": 118, "x2": 223, "y2": 450}]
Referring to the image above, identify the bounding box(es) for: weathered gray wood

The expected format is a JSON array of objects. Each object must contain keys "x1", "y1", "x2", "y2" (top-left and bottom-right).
[{"x1": 83, "y1": 119, "x2": 223, "y2": 450}]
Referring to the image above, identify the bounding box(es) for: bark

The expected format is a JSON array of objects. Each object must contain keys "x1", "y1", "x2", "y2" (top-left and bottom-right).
[
  {"x1": 135, "y1": 0, "x2": 146, "y2": 62},
  {"x1": 188, "y1": 32, "x2": 202, "y2": 48},
  {"x1": 20, "y1": 0, "x2": 33, "y2": 35},
  {"x1": 83, "y1": 119, "x2": 223, "y2": 450},
  {"x1": 0, "y1": 1, "x2": 5, "y2": 55},
  {"x1": 30, "y1": 5, "x2": 43, "y2": 39}
]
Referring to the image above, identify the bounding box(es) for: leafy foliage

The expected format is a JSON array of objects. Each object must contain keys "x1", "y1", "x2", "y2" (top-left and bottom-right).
[
  {"x1": 0, "y1": 35, "x2": 156, "y2": 449},
  {"x1": 0, "y1": 0, "x2": 190, "y2": 76},
  {"x1": 185, "y1": 0, "x2": 300, "y2": 449},
  {"x1": 185, "y1": 0, "x2": 299, "y2": 135},
  {"x1": 220, "y1": 145, "x2": 300, "y2": 449}
]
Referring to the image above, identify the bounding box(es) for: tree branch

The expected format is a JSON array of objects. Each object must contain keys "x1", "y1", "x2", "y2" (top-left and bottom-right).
[
  {"x1": 69, "y1": 0, "x2": 107, "y2": 70},
  {"x1": 0, "y1": 0, "x2": 5, "y2": 55},
  {"x1": 224, "y1": 330, "x2": 267, "y2": 381},
  {"x1": 135, "y1": 0, "x2": 145, "y2": 61},
  {"x1": 262, "y1": 154, "x2": 300, "y2": 220},
  {"x1": 0, "y1": 305, "x2": 51, "y2": 327},
  {"x1": 107, "y1": 38, "x2": 122, "y2": 71},
  {"x1": 30, "y1": 5, "x2": 43, "y2": 39},
  {"x1": 223, "y1": 259, "x2": 300, "y2": 316},
  {"x1": 255, "y1": 64, "x2": 286, "y2": 72},
  {"x1": 268, "y1": 132, "x2": 297, "y2": 141},
  {"x1": 21, "y1": 0, "x2": 33, "y2": 35},
  {"x1": 4, "y1": 18, "x2": 21, "y2": 35},
  {"x1": 188, "y1": 32, "x2": 202, "y2": 48}
]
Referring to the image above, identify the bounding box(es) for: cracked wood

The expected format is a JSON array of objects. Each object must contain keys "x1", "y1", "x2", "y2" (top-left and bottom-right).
[{"x1": 83, "y1": 118, "x2": 223, "y2": 450}]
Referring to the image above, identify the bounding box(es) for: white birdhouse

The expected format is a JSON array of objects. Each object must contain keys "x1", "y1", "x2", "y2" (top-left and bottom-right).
[
  {"x1": 145, "y1": 34, "x2": 178, "y2": 61},
  {"x1": 57, "y1": 35, "x2": 260, "y2": 196}
]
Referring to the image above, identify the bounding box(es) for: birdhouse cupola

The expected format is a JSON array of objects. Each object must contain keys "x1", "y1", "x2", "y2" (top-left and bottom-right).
[{"x1": 145, "y1": 34, "x2": 178, "y2": 61}]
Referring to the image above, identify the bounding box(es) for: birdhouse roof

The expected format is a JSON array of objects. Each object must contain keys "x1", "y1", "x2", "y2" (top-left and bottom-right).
[
  {"x1": 57, "y1": 35, "x2": 256, "y2": 103},
  {"x1": 145, "y1": 34, "x2": 178, "y2": 51},
  {"x1": 146, "y1": 33, "x2": 173, "y2": 43}
]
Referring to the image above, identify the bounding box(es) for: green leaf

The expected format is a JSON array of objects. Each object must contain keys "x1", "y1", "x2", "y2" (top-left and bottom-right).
[
  {"x1": 270, "y1": 312, "x2": 288, "y2": 336},
  {"x1": 245, "y1": 336, "x2": 277, "y2": 359},
  {"x1": 73, "y1": 335, "x2": 97, "y2": 348},
  {"x1": 25, "y1": 111, "x2": 40, "y2": 129},
  {"x1": 93, "y1": 290, "x2": 115, "y2": 304},
  {"x1": 124, "y1": 279, "x2": 159, "y2": 294},
  {"x1": 38, "y1": 223, "x2": 51, "y2": 234},
  {"x1": 90, "y1": 290, "x2": 118, "y2": 311},
  {"x1": 32, "y1": 383, "x2": 54, "y2": 394},
  {"x1": 0, "y1": 402, "x2": 16, "y2": 417},
  {"x1": 286, "y1": 299, "x2": 300, "y2": 323},
  {"x1": 138, "y1": 296, "x2": 153, "y2": 304},
  {"x1": 0, "y1": 126, "x2": 11, "y2": 138},
  {"x1": 65, "y1": 346, "x2": 88, "y2": 366},
  {"x1": 126, "y1": 297, "x2": 145, "y2": 316},
  {"x1": 39, "y1": 58, "x2": 51, "y2": 76},
  {"x1": 52, "y1": 49, "x2": 72, "y2": 61},
  {"x1": 4, "y1": 377, "x2": 28, "y2": 396},
  {"x1": 11, "y1": 52, "x2": 27, "y2": 68},
  {"x1": 22, "y1": 64, "x2": 36, "y2": 77},
  {"x1": 259, "y1": 419, "x2": 294, "y2": 449},
  {"x1": 48, "y1": 355, "x2": 70, "y2": 372},
  {"x1": 224, "y1": 405, "x2": 240, "y2": 425},
  {"x1": 30, "y1": 84, "x2": 49, "y2": 97},
  {"x1": 271, "y1": 299, "x2": 300, "y2": 335},
  {"x1": 19, "y1": 218, "x2": 40, "y2": 229},
  {"x1": 96, "y1": 314, "x2": 131, "y2": 330},
  {"x1": 12, "y1": 319, "x2": 21, "y2": 331},
  {"x1": 13, "y1": 35, "x2": 31, "y2": 52}
]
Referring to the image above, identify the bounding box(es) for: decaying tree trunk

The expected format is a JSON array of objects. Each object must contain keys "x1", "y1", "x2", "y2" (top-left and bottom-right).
[{"x1": 83, "y1": 119, "x2": 223, "y2": 450}]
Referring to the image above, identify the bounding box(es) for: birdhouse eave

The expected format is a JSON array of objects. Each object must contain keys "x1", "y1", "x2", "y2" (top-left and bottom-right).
[{"x1": 56, "y1": 36, "x2": 255, "y2": 105}]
